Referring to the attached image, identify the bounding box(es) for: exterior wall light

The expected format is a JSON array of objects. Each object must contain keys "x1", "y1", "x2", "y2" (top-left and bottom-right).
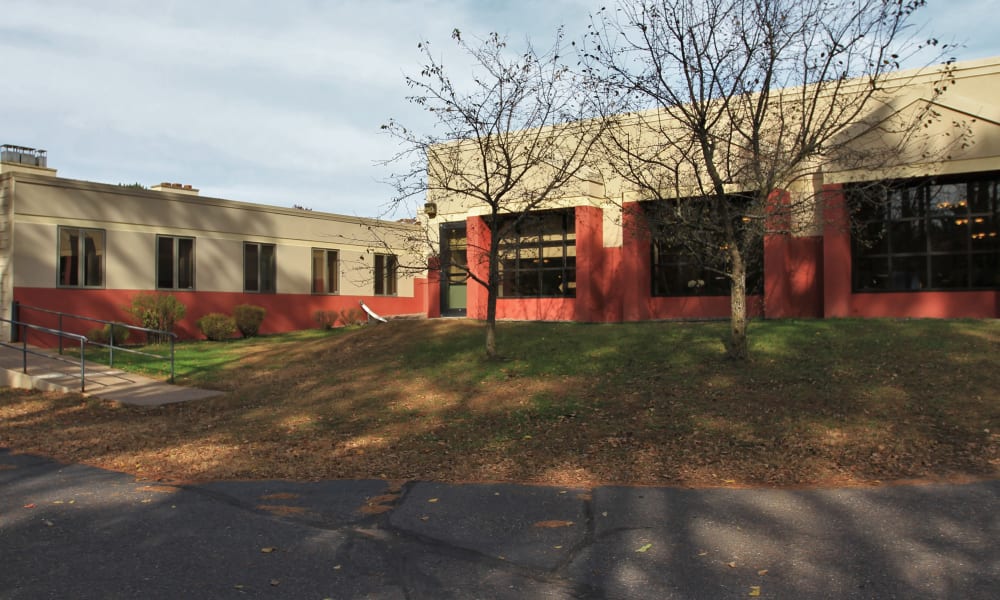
[{"x1": 424, "y1": 202, "x2": 437, "y2": 218}]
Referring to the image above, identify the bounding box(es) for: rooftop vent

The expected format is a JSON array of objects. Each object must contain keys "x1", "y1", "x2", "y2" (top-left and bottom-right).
[
  {"x1": 1, "y1": 144, "x2": 47, "y2": 168},
  {"x1": 151, "y1": 182, "x2": 200, "y2": 196}
]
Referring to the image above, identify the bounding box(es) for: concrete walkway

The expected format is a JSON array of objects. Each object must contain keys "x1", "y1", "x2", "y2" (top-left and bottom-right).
[
  {"x1": 0, "y1": 448, "x2": 997, "y2": 599},
  {"x1": 0, "y1": 344, "x2": 222, "y2": 406}
]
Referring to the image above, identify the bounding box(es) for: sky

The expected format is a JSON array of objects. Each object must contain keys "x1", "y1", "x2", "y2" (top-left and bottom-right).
[{"x1": 1, "y1": 0, "x2": 997, "y2": 219}]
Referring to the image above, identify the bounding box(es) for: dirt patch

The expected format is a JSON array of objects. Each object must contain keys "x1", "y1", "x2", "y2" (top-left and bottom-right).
[
  {"x1": 359, "y1": 493, "x2": 401, "y2": 515},
  {"x1": 259, "y1": 493, "x2": 300, "y2": 501},
  {"x1": 256, "y1": 504, "x2": 309, "y2": 517},
  {"x1": 533, "y1": 520, "x2": 575, "y2": 528}
]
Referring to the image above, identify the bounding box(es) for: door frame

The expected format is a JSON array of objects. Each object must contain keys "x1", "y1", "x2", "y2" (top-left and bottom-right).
[{"x1": 439, "y1": 222, "x2": 468, "y2": 317}]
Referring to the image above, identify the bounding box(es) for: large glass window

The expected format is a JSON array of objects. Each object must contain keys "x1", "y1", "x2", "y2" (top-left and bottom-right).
[
  {"x1": 374, "y1": 253, "x2": 398, "y2": 295},
  {"x1": 646, "y1": 198, "x2": 763, "y2": 297},
  {"x1": 312, "y1": 249, "x2": 339, "y2": 294},
  {"x1": 156, "y1": 236, "x2": 195, "y2": 290},
  {"x1": 58, "y1": 227, "x2": 105, "y2": 288},
  {"x1": 244, "y1": 243, "x2": 276, "y2": 293},
  {"x1": 497, "y1": 209, "x2": 576, "y2": 298},
  {"x1": 850, "y1": 174, "x2": 1000, "y2": 291}
]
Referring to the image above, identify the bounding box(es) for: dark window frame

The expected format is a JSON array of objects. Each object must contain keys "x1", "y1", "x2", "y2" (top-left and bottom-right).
[
  {"x1": 156, "y1": 235, "x2": 195, "y2": 290},
  {"x1": 57, "y1": 226, "x2": 105, "y2": 289},
  {"x1": 243, "y1": 242, "x2": 277, "y2": 293},
  {"x1": 374, "y1": 253, "x2": 398, "y2": 296},
  {"x1": 311, "y1": 248, "x2": 339, "y2": 294},
  {"x1": 849, "y1": 173, "x2": 1000, "y2": 292},
  {"x1": 496, "y1": 209, "x2": 577, "y2": 299},
  {"x1": 440, "y1": 222, "x2": 469, "y2": 286},
  {"x1": 646, "y1": 198, "x2": 763, "y2": 297}
]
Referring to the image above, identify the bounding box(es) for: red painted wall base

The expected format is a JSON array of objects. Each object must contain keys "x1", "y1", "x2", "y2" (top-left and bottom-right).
[
  {"x1": 429, "y1": 199, "x2": 998, "y2": 324},
  {"x1": 14, "y1": 284, "x2": 427, "y2": 347}
]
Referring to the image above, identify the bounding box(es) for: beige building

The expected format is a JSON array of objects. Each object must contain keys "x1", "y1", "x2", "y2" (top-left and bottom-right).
[
  {"x1": 0, "y1": 148, "x2": 426, "y2": 340},
  {"x1": 3, "y1": 57, "x2": 997, "y2": 340},
  {"x1": 420, "y1": 57, "x2": 1000, "y2": 321}
]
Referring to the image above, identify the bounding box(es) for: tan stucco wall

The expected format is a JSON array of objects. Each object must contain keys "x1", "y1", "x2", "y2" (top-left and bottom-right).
[
  {"x1": 423, "y1": 56, "x2": 1000, "y2": 246},
  {"x1": 825, "y1": 57, "x2": 1000, "y2": 183},
  {"x1": 10, "y1": 174, "x2": 423, "y2": 296},
  {"x1": 0, "y1": 175, "x2": 13, "y2": 338}
]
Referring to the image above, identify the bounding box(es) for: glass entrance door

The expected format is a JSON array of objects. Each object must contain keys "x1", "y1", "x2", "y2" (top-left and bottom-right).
[{"x1": 440, "y1": 223, "x2": 467, "y2": 316}]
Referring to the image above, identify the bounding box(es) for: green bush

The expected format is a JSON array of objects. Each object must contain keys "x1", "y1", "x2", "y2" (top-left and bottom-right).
[
  {"x1": 314, "y1": 307, "x2": 366, "y2": 329},
  {"x1": 233, "y1": 304, "x2": 266, "y2": 338},
  {"x1": 87, "y1": 323, "x2": 131, "y2": 345},
  {"x1": 197, "y1": 313, "x2": 236, "y2": 341},
  {"x1": 125, "y1": 293, "x2": 186, "y2": 344}
]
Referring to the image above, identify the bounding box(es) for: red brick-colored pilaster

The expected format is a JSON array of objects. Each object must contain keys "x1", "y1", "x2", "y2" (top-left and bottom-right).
[
  {"x1": 763, "y1": 190, "x2": 791, "y2": 318},
  {"x1": 465, "y1": 215, "x2": 491, "y2": 320},
  {"x1": 763, "y1": 189, "x2": 824, "y2": 318},
  {"x1": 784, "y1": 237, "x2": 824, "y2": 317},
  {"x1": 621, "y1": 202, "x2": 652, "y2": 321},
  {"x1": 426, "y1": 255, "x2": 441, "y2": 318},
  {"x1": 822, "y1": 184, "x2": 852, "y2": 317},
  {"x1": 576, "y1": 206, "x2": 620, "y2": 322}
]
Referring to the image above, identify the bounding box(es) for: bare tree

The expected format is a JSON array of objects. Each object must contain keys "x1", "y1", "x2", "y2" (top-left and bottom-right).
[
  {"x1": 383, "y1": 29, "x2": 603, "y2": 358},
  {"x1": 584, "y1": 0, "x2": 951, "y2": 359}
]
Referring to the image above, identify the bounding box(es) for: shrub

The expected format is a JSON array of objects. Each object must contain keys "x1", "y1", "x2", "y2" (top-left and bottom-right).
[
  {"x1": 338, "y1": 307, "x2": 366, "y2": 326},
  {"x1": 314, "y1": 310, "x2": 337, "y2": 330},
  {"x1": 314, "y1": 308, "x2": 366, "y2": 329},
  {"x1": 197, "y1": 313, "x2": 236, "y2": 341},
  {"x1": 233, "y1": 304, "x2": 266, "y2": 338},
  {"x1": 87, "y1": 323, "x2": 131, "y2": 345},
  {"x1": 125, "y1": 293, "x2": 186, "y2": 344}
]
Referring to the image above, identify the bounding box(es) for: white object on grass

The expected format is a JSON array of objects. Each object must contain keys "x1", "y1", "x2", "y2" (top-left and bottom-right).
[{"x1": 359, "y1": 300, "x2": 388, "y2": 323}]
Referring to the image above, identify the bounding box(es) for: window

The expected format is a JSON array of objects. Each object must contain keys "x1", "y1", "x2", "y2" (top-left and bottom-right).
[
  {"x1": 442, "y1": 225, "x2": 468, "y2": 286},
  {"x1": 156, "y1": 236, "x2": 195, "y2": 290},
  {"x1": 651, "y1": 240, "x2": 763, "y2": 296},
  {"x1": 850, "y1": 174, "x2": 1000, "y2": 291},
  {"x1": 497, "y1": 209, "x2": 576, "y2": 298},
  {"x1": 244, "y1": 243, "x2": 276, "y2": 293},
  {"x1": 312, "y1": 249, "x2": 339, "y2": 294},
  {"x1": 58, "y1": 227, "x2": 105, "y2": 287},
  {"x1": 374, "y1": 253, "x2": 398, "y2": 295},
  {"x1": 646, "y1": 198, "x2": 763, "y2": 297}
]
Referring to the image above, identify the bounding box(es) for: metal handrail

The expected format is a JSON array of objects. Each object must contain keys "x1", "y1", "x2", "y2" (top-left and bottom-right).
[
  {"x1": 0, "y1": 317, "x2": 87, "y2": 392},
  {"x1": 13, "y1": 303, "x2": 176, "y2": 383}
]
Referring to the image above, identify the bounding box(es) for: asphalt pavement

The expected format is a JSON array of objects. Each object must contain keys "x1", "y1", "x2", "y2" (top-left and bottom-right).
[{"x1": 1, "y1": 448, "x2": 997, "y2": 599}]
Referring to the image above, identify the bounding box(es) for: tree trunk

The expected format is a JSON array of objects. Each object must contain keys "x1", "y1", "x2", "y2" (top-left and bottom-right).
[
  {"x1": 728, "y1": 249, "x2": 749, "y2": 360},
  {"x1": 485, "y1": 299, "x2": 498, "y2": 358},
  {"x1": 484, "y1": 223, "x2": 500, "y2": 359}
]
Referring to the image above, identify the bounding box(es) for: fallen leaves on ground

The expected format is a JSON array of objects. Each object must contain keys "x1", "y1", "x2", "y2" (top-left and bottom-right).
[
  {"x1": 1, "y1": 320, "x2": 997, "y2": 489},
  {"x1": 533, "y1": 520, "x2": 575, "y2": 528}
]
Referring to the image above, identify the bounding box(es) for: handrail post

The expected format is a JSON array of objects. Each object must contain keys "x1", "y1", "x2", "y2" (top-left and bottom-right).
[
  {"x1": 21, "y1": 325, "x2": 27, "y2": 373},
  {"x1": 109, "y1": 323, "x2": 115, "y2": 368},
  {"x1": 79, "y1": 337, "x2": 86, "y2": 393},
  {"x1": 16, "y1": 304, "x2": 176, "y2": 386},
  {"x1": 10, "y1": 301, "x2": 19, "y2": 343}
]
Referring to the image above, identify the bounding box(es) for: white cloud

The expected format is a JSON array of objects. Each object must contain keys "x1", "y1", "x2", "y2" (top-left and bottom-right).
[{"x1": 0, "y1": 0, "x2": 995, "y2": 216}]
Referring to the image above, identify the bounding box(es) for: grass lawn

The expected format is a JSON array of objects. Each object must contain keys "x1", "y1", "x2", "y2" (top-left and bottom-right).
[{"x1": 1, "y1": 319, "x2": 998, "y2": 488}]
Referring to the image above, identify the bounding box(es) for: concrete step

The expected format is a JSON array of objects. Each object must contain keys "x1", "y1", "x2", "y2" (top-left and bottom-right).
[{"x1": 0, "y1": 344, "x2": 223, "y2": 406}]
